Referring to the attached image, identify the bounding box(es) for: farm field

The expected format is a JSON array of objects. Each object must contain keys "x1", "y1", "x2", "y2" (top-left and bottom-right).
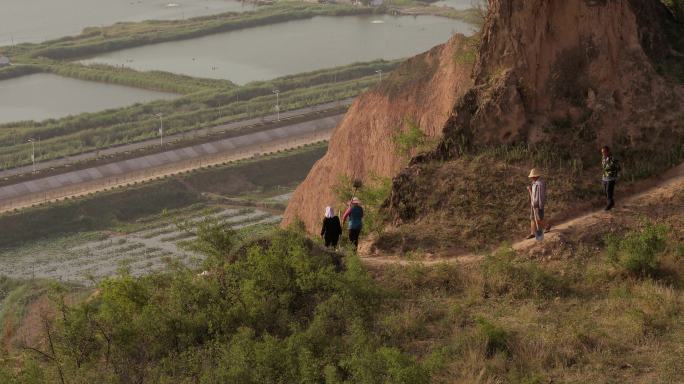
[
  {"x1": 0, "y1": 205, "x2": 281, "y2": 285},
  {"x1": 0, "y1": 143, "x2": 326, "y2": 284}
]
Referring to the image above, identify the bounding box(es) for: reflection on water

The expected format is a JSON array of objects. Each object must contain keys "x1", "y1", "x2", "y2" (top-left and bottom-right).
[
  {"x1": 82, "y1": 14, "x2": 475, "y2": 84},
  {"x1": 0, "y1": 0, "x2": 257, "y2": 44},
  {"x1": 0, "y1": 73, "x2": 178, "y2": 124}
]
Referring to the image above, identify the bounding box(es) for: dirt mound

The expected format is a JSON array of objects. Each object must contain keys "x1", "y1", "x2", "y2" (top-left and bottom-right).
[
  {"x1": 283, "y1": 34, "x2": 476, "y2": 232},
  {"x1": 379, "y1": 0, "x2": 684, "y2": 253}
]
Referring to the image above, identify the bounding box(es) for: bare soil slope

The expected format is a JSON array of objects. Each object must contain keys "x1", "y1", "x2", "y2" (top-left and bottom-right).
[
  {"x1": 362, "y1": 161, "x2": 684, "y2": 265},
  {"x1": 283, "y1": 34, "x2": 476, "y2": 232},
  {"x1": 436, "y1": 0, "x2": 680, "y2": 147}
]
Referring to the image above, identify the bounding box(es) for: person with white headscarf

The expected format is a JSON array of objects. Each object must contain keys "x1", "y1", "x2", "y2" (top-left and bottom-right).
[{"x1": 320, "y1": 206, "x2": 342, "y2": 248}]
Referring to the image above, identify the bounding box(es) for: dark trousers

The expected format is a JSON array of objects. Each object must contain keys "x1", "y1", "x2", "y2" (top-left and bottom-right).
[
  {"x1": 348, "y1": 229, "x2": 361, "y2": 249},
  {"x1": 324, "y1": 236, "x2": 339, "y2": 248},
  {"x1": 603, "y1": 180, "x2": 616, "y2": 208}
]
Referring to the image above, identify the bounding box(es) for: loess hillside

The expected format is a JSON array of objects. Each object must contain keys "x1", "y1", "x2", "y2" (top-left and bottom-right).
[
  {"x1": 286, "y1": 0, "x2": 684, "y2": 255},
  {"x1": 283, "y1": 33, "x2": 477, "y2": 233},
  {"x1": 383, "y1": 0, "x2": 684, "y2": 255}
]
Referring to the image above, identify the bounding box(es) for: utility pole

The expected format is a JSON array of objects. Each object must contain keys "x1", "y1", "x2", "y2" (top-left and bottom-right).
[
  {"x1": 273, "y1": 89, "x2": 280, "y2": 121},
  {"x1": 28, "y1": 138, "x2": 35, "y2": 173},
  {"x1": 155, "y1": 113, "x2": 164, "y2": 146},
  {"x1": 375, "y1": 69, "x2": 383, "y2": 82}
]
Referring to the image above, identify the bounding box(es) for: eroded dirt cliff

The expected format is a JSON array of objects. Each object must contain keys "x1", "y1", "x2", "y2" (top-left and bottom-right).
[
  {"x1": 384, "y1": 0, "x2": 684, "y2": 254},
  {"x1": 436, "y1": 0, "x2": 680, "y2": 150},
  {"x1": 283, "y1": 34, "x2": 476, "y2": 232}
]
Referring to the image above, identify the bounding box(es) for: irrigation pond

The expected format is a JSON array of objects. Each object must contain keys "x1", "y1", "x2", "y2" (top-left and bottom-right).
[
  {"x1": 0, "y1": 73, "x2": 179, "y2": 124},
  {"x1": 81, "y1": 14, "x2": 476, "y2": 84},
  {"x1": 0, "y1": 0, "x2": 257, "y2": 45}
]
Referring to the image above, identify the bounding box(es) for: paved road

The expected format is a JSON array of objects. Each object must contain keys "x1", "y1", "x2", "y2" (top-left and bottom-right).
[
  {"x1": 0, "y1": 113, "x2": 343, "y2": 205},
  {"x1": 0, "y1": 98, "x2": 352, "y2": 179}
]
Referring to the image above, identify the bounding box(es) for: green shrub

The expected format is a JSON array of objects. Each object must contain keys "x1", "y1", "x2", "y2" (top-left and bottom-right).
[
  {"x1": 482, "y1": 248, "x2": 568, "y2": 299},
  {"x1": 605, "y1": 222, "x2": 668, "y2": 277},
  {"x1": 393, "y1": 118, "x2": 430, "y2": 158},
  {"x1": 334, "y1": 174, "x2": 392, "y2": 236},
  {"x1": 475, "y1": 317, "x2": 508, "y2": 357},
  {"x1": 19, "y1": 228, "x2": 427, "y2": 383},
  {"x1": 0, "y1": 358, "x2": 46, "y2": 384}
]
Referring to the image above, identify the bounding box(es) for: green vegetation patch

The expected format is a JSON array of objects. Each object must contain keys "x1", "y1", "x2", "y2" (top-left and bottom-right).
[
  {"x1": 1, "y1": 180, "x2": 683, "y2": 384},
  {"x1": 0, "y1": 229, "x2": 428, "y2": 383},
  {"x1": 183, "y1": 143, "x2": 327, "y2": 195},
  {"x1": 373, "y1": 212, "x2": 684, "y2": 383},
  {"x1": 0, "y1": 180, "x2": 199, "y2": 250},
  {"x1": 45, "y1": 62, "x2": 234, "y2": 94},
  {"x1": 334, "y1": 174, "x2": 392, "y2": 236},
  {"x1": 393, "y1": 118, "x2": 432, "y2": 159},
  {"x1": 0, "y1": 64, "x2": 43, "y2": 81},
  {"x1": 605, "y1": 222, "x2": 669, "y2": 278}
]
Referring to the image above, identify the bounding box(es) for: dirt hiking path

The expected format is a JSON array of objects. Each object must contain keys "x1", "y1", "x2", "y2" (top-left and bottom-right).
[{"x1": 361, "y1": 163, "x2": 684, "y2": 267}]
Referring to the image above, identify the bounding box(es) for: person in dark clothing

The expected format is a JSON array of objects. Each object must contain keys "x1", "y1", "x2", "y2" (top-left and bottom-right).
[
  {"x1": 320, "y1": 206, "x2": 342, "y2": 248},
  {"x1": 601, "y1": 146, "x2": 621, "y2": 211},
  {"x1": 342, "y1": 197, "x2": 364, "y2": 250}
]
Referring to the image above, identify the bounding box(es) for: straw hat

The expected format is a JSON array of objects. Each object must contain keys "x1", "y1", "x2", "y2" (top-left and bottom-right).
[
  {"x1": 528, "y1": 168, "x2": 542, "y2": 178},
  {"x1": 351, "y1": 197, "x2": 361, "y2": 204}
]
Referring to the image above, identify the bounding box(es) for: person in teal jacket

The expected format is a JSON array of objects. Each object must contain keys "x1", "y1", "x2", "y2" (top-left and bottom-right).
[{"x1": 342, "y1": 197, "x2": 364, "y2": 250}]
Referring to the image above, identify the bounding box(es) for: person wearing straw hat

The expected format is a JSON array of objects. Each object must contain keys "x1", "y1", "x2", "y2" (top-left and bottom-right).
[
  {"x1": 342, "y1": 197, "x2": 364, "y2": 250},
  {"x1": 320, "y1": 206, "x2": 342, "y2": 249},
  {"x1": 526, "y1": 168, "x2": 547, "y2": 240}
]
